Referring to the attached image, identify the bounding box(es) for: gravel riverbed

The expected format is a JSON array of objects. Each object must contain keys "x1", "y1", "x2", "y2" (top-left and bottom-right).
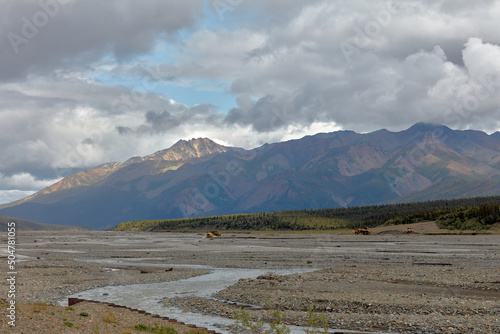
[
  {"x1": 161, "y1": 265, "x2": 499, "y2": 333},
  {"x1": 1, "y1": 231, "x2": 499, "y2": 333}
]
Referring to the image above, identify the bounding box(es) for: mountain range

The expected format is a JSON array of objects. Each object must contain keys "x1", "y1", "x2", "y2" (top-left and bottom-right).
[{"x1": 2, "y1": 123, "x2": 500, "y2": 230}]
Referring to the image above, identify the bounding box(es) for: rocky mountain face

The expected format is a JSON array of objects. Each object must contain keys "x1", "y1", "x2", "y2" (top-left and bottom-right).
[
  {"x1": 2, "y1": 123, "x2": 500, "y2": 230},
  {"x1": 5, "y1": 138, "x2": 239, "y2": 206}
]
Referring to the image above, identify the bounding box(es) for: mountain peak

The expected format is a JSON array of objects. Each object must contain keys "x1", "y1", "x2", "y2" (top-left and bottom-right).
[
  {"x1": 147, "y1": 137, "x2": 237, "y2": 161},
  {"x1": 406, "y1": 122, "x2": 450, "y2": 133},
  {"x1": 5, "y1": 138, "x2": 238, "y2": 207},
  {"x1": 172, "y1": 137, "x2": 214, "y2": 149}
]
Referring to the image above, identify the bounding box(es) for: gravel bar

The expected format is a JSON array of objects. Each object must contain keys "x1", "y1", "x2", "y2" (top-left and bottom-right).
[{"x1": 1, "y1": 231, "x2": 498, "y2": 333}]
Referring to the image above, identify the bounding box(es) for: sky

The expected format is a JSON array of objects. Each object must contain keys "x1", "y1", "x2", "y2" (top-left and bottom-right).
[{"x1": 1, "y1": 0, "x2": 500, "y2": 204}]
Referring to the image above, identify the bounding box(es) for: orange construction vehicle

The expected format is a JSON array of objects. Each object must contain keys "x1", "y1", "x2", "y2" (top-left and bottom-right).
[
  {"x1": 352, "y1": 228, "x2": 371, "y2": 235},
  {"x1": 205, "y1": 231, "x2": 222, "y2": 238}
]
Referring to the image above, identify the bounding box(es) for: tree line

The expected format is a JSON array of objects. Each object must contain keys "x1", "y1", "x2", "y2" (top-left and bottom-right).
[{"x1": 113, "y1": 195, "x2": 500, "y2": 232}]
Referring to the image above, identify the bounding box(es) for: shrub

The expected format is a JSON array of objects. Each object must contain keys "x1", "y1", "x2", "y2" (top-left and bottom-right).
[
  {"x1": 233, "y1": 308, "x2": 264, "y2": 333},
  {"x1": 102, "y1": 311, "x2": 117, "y2": 323},
  {"x1": 305, "y1": 305, "x2": 329, "y2": 334},
  {"x1": 134, "y1": 324, "x2": 148, "y2": 331},
  {"x1": 133, "y1": 324, "x2": 179, "y2": 334}
]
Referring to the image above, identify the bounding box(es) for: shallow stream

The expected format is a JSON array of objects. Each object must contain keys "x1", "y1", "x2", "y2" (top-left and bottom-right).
[{"x1": 62, "y1": 265, "x2": 380, "y2": 333}]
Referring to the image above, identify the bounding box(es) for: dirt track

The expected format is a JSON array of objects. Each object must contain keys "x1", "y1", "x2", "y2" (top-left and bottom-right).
[{"x1": 1, "y1": 231, "x2": 499, "y2": 333}]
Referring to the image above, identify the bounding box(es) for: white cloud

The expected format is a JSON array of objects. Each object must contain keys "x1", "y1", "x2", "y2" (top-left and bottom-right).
[
  {"x1": 0, "y1": 190, "x2": 37, "y2": 205},
  {"x1": 0, "y1": 172, "x2": 59, "y2": 191},
  {"x1": 1, "y1": 0, "x2": 500, "y2": 200},
  {"x1": 462, "y1": 38, "x2": 500, "y2": 79},
  {"x1": 0, "y1": 0, "x2": 204, "y2": 80}
]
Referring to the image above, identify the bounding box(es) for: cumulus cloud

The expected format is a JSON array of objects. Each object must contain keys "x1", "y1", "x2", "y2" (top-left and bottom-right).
[
  {"x1": 0, "y1": 172, "x2": 59, "y2": 191},
  {"x1": 0, "y1": 0, "x2": 203, "y2": 80},
  {"x1": 0, "y1": 190, "x2": 37, "y2": 205},
  {"x1": 0, "y1": 77, "x2": 220, "y2": 177},
  {"x1": 0, "y1": 171, "x2": 60, "y2": 205},
  {"x1": 1, "y1": 0, "x2": 500, "y2": 203},
  {"x1": 220, "y1": 39, "x2": 500, "y2": 133},
  {"x1": 144, "y1": 0, "x2": 500, "y2": 133}
]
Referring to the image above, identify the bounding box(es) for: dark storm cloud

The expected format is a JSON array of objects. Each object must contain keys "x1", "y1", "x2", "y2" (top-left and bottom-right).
[
  {"x1": 143, "y1": 103, "x2": 223, "y2": 133},
  {"x1": 0, "y1": 0, "x2": 203, "y2": 81},
  {"x1": 145, "y1": 110, "x2": 181, "y2": 131},
  {"x1": 225, "y1": 94, "x2": 307, "y2": 132}
]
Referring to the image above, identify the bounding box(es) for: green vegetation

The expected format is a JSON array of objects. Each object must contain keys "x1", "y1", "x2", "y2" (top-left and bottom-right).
[
  {"x1": 64, "y1": 321, "x2": 74, "y2": 327},
  {"x1": 267, "y1": 309, "x2": 290, "y2": 334},
  {"x1": 233, "y1": 307, "x2": 289, "y2": 334},
  {"x1": 233, "y1": 308, "x2": 265, "y2": 333},
  {"x1": 113, "y1": 196, "x2": 500, "y2": 232},
  {"x1": 79, "y1": 312, "x2": 89, "y2": 317},
  {"x1": 133, "y1": 324, "x2": 179, "y2": 334},
  {"x1": 233, "y1": 306, "x2": 329, "y2": 334},
  {"x1": 436, "y1": 203, "x2": 500, "y2": 231},
  {"x1": 134, "y1": 325, "x2": 149, "y2": 331},
  {"x1": 115, "y1": 212, "x2": 307, "y2": 232},
  {"x1": 305, "y1": 306, "x2": 329, "y2": 334}
]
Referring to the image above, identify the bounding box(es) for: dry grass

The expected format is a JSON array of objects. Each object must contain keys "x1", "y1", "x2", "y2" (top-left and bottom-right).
[
  {"x1": 0, "y1": 301, "x2": 208, "y2": 333},
  {"x1": 102, "y1": 311, "x2": 118, "y2": 323}
]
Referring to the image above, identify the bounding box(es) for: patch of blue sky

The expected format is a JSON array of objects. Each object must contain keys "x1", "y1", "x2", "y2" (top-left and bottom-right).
[
  {"x1": 146, "y1": 79, "x2": 237, "y2": 113},
  {"x1": 92, "y1": 6, "x2": 247, "y2": 114},
  {"x1": 94, "y1": 68, "x2": 237, "y2": 114}
]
